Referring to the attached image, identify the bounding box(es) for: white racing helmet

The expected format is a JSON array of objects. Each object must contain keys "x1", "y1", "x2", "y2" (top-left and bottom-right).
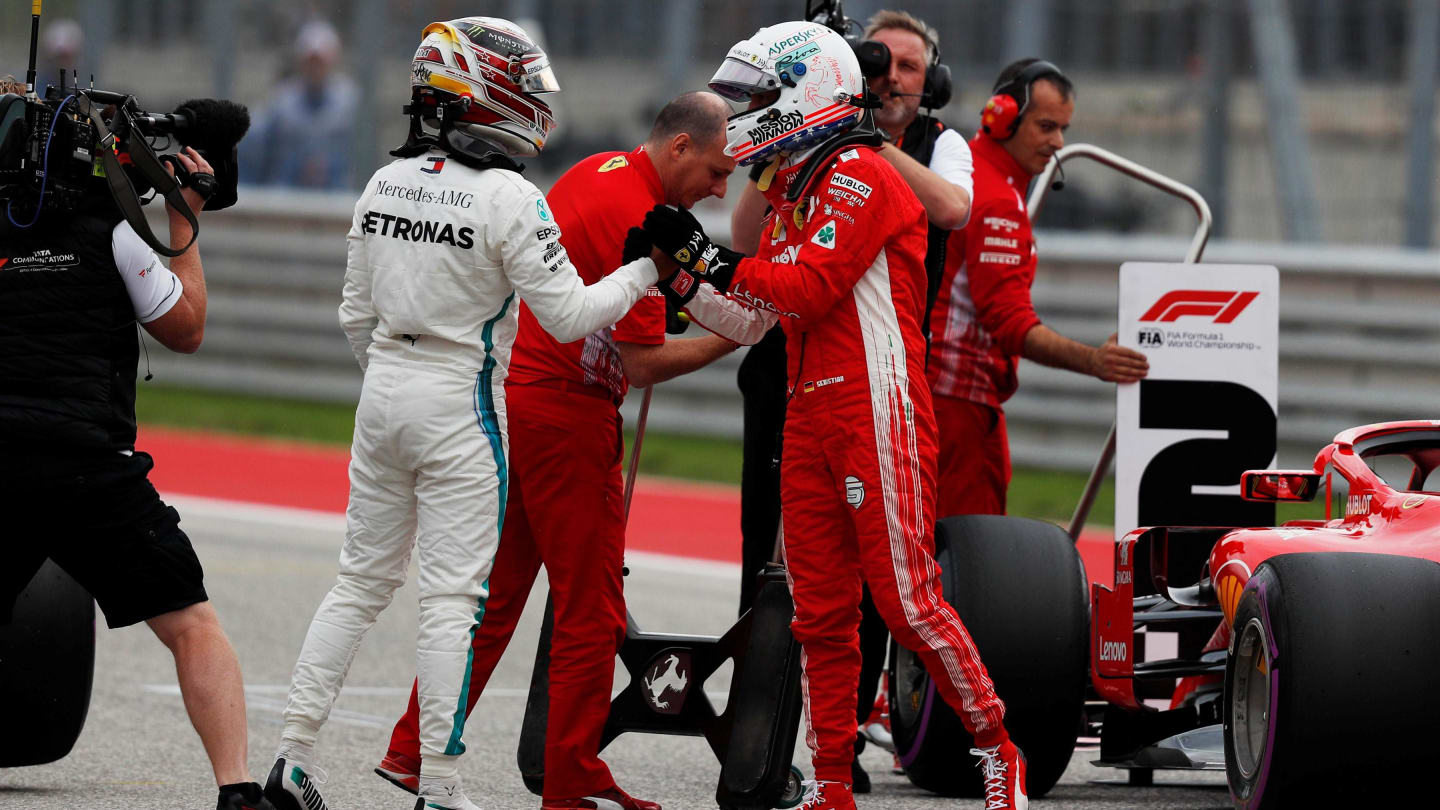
[
  {"x1": 708, "y1": 20, "x2": 865, "y2": 166},
  {"x1": 410, "y1": 17, "x2": 559, "y2": 157}
]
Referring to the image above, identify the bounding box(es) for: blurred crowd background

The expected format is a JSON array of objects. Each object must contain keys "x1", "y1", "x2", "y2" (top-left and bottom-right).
[
  {"x1": 4, "y1": 0, "x2": 1437, "y2": 246},
  {"x1": 3, "y1": 0, "x2": 1438, "y2": 473}
]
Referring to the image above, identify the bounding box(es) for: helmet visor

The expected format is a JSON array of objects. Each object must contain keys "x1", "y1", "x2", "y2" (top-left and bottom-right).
[
  {"x1": 709, "y1": 56, "x2": 769, "y2": 102},
  {"x1": 515, "y1": 55, "x2": 561, "y2": 94}
]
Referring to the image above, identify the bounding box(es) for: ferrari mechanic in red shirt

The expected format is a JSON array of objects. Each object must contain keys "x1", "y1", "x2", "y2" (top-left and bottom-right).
[
  {"x1": 374, "y1": 92, "x2": 738, "y2": 810},
  {"x1": 927, "y1": 59, "x2": 1148, "y2": 517},
  {"x1": 645, "y1": 22, "x2": 1027, "y2": 810}
]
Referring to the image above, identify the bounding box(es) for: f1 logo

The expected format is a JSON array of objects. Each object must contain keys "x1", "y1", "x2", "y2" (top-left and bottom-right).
[
  {"x1": 421, "y1": 156, "x2": 446, "y2": 174},
  {"x1": 1140, "y1": 290, "x2": 1259, "y2": 323}
]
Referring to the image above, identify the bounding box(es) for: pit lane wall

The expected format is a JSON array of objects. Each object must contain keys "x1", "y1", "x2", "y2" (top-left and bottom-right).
[{"x1": 142, "y1": 191, "x2": 1440, "y2": 471}]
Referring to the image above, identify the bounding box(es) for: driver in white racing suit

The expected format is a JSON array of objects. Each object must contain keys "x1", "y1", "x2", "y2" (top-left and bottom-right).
[{"x1": 264, "y1": 18, "x2": 662, "y2": 810}]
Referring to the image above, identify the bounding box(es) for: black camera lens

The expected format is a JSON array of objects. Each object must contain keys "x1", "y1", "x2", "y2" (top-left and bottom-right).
[{"x1": 855, "y1": 40, "x2": 891, "y2": 79}]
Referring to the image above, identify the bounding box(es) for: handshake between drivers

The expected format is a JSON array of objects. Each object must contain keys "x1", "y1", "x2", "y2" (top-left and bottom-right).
[{"x1": 623, "y1": 205, "x2": 744, "y2": 308}]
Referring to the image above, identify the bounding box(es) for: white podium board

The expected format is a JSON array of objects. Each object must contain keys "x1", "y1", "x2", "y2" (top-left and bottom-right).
[{"x1": 1115, "y1": 263, "x2": 1280, "y2": 539}]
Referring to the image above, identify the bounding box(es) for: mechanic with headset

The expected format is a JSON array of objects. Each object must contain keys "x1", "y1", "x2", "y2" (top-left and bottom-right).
[
  {"x1": 928, "y1": 58, "x2": 1149, "y2": 519},
  {"x1": 727, "y1": 9, "x2": 974, "y2": 791},
  {"x1": 266, "y1": 17, "x2": 668, "y2": 810},
  {"x1": 644, "y1": 20, "x2": 1028, "y2": 810},
  {"x1": 369, "y1": 91, "x2": 743, "y2": 810},
  {"x1": 0, "y1": 76, "x2": 275, "y2": 810}
]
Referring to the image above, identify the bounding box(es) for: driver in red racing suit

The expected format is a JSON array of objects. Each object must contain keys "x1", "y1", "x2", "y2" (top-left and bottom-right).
[{"x1": 644, "y1": 20, "x2": 1028, "y2": 810}]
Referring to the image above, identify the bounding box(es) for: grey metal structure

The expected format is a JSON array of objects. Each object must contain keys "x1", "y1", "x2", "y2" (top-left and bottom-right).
[
  {"x1": 1405, "y1": 0, "x2": 1438, "y2": 248},
  {"x1": 1246, "y1": 0, "x2": 1322, "y2": 242},
  {"x1": 141, "y1": 180, "x2": 1440, "y2": 479},
  {"x1": 1028, "y1": 144, "x2": 1214, "y2": 538}
]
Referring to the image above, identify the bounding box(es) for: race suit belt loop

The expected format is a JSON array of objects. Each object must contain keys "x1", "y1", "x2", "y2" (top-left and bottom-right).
[{"x1": 511, "y1": 378, "x2": 621, "y2": 408}]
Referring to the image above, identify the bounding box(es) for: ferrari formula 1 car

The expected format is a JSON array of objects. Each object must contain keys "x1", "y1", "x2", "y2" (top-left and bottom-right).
[
  {"x1": 1088, "y1": 419, "x2": 1440, "y2": 804},
  {"x1": 887, "y1": 421, "x2": 1440, "y2": 807}
]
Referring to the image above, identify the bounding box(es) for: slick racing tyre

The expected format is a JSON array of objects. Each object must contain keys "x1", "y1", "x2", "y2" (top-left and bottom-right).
[
  {"x1": 1224, "y1": 552, "x2": 1440, "y2": 807},
  {"x1": 889, "y1": 515, "x2": 1087, "y2": 798},
  {"x1": 0, "y1": 560, "x2": 96, "y2": 766}
]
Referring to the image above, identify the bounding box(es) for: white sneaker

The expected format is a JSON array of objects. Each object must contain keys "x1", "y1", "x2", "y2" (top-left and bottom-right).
[
  {"x1": 264, "y1": 756, "x2": 330, "y2": 810},
  {"x1": 414, "y1": 775, "x2": 484, "y2": 810}
]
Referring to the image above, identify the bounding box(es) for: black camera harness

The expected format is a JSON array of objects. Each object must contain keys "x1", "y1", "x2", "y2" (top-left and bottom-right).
[{"x1": 76, "y1": 92, "x2": 201, "y2": 258}]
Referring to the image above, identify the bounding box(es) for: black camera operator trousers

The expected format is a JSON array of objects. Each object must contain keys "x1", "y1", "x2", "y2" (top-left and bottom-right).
[{"x1": 0, "y1": 449, "x2": 209, "y2": 628}]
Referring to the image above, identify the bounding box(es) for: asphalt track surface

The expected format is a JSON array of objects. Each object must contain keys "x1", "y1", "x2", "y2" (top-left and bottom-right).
[{"x1": 0, "y1": 497, "x2": 1231, "y2": 810}]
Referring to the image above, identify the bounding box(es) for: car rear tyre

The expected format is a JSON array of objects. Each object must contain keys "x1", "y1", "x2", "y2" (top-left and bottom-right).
[
  {"x1": 889, "y1": 515, "x2": 1088, "y2": 798},
  {"x1": 0, "y1": 560, "x2": 96, "y2": 767},
  {"x1": 1224, "y1": 552, "x2": 1440, "y2": 807}
]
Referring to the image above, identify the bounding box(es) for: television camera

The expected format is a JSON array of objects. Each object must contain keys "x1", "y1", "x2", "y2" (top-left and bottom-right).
[{"x1": 0, "y1": 2, "x2": 249, "y2": 256}]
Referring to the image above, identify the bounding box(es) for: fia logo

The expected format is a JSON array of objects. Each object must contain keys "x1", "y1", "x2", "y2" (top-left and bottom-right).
[
  {"x1": 421, "y1": 156, "x2": 446, "y2": 175},
  {"x1": 1137, "y1": 328, "x2": 1164, "y2": 348},
  {"x1": 844, "y1": 475, "x2": 865, "y2": 509},
  {"x1": 642, "y1": 651, "x2": 691, "y2": 715}
]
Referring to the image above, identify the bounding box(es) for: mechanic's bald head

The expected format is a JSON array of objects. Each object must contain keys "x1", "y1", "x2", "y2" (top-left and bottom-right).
[
  {"x1": 646, "y1": 91, "x2": 736, "y2": 208},
  {"x1": 647, "y1": 91, "x2": 731, "y2": 149}
]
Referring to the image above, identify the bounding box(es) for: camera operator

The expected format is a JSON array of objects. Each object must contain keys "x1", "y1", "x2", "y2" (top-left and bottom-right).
[
  {"x1": 728, "y1": 9, "x2": 973, "y2": 791},
  {"x1": 0, "y1": 142, "x2": 278, "y2": 810}
]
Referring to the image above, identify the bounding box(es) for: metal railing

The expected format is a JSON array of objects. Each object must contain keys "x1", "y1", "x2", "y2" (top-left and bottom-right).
[{"x1": 141, "y1": 186, "x2": 1440, "y2": 478}]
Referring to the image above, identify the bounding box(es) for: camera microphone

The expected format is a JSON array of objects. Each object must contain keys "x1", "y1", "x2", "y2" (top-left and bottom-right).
[{"x1": 137, "y1": 98, "x2": 250, "y2": 154}]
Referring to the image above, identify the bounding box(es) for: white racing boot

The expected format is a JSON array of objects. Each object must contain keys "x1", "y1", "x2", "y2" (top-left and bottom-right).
[{"x1": 413, "y1": 774, "x2": 484, "y2": 810}]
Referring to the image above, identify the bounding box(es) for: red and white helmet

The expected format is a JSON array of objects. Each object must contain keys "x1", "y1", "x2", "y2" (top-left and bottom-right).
[
  {"x1": 410, "y1": 17, "x2": 559, "y2": 157},
  {"x1": 708, "y1": 20, "x2": 865, "y2": 166}
]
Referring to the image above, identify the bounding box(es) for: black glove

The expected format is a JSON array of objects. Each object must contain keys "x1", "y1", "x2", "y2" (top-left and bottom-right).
[
  {"x1": 620, "y1": 226, "x2": 651, "y2": 265},
  {"x1": 665, "y1": 298, "x2": 691, "y2": 335},
  {"x1": 642, "y1": 205, "x2": 741, "y2": 303}
]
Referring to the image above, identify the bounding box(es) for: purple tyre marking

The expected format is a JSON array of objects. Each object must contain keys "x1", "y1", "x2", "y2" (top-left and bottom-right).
[{"x1": 897, "y1": 679, "x2": 937, "y2": 769}]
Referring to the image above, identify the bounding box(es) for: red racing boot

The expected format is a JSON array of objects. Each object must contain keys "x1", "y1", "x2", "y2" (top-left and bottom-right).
[
  {"x1": 971, "y1": 741, "x2": 1028, "y2": 810},
  {"x1": 374, "y1": 750, "x2": 420, "y2": 795},
  {"x1": 796, "y1": 780, "x2": 855, "y2": 810},
  {"x1": 540, "y1": 785, "x2": 661, "y2": 810}
]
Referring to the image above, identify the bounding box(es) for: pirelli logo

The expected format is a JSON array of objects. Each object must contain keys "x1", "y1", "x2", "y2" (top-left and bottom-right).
[
  {"x1": 978, "y1": 251, "x2": 1022, "y2": 265},
  {"x1": 1139, "y1": 290, "x2": 1260, "y2": 323}
]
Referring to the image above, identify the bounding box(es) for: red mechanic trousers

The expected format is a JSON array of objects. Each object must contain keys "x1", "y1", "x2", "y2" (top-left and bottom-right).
[
  {"x1": 933, "y1": 395, "x2": 1010, "y2": 518},
  {"x1": 781, "y1": 380, "x2": 1007, "y2": 783},
  {"x1": 384, "y1": 382, "x2": 628, "y2": 799}
]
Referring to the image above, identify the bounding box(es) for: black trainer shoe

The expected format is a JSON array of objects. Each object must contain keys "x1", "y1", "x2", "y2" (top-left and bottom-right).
[
  {"x1": 264, "y1": 756, "x2": 331, "y2": 810},
  {"x1": 218, "y1": 781, "x2": 277, "y2": 810}
]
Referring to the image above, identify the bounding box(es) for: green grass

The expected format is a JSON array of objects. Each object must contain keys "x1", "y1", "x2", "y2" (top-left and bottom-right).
[
  {"x1": 135, "y1": 384, "x2": 1113, "y2": 525},
  {"x1": 135, "y1": 384, "x2": 360, "y2": 446}
]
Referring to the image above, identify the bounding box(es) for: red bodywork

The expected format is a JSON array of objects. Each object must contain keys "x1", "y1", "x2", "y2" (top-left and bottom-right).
[{"x1": 1090, "y1": 420, "x2": 1440, "y2": 707}]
